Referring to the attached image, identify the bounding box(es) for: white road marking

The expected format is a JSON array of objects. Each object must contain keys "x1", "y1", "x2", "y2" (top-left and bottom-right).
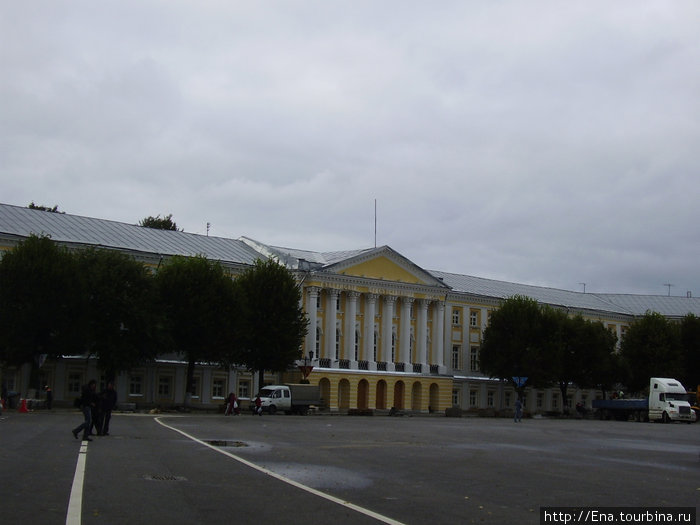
[
  {"x1": 66, "y1": 441, "x2": 88, "y2": 525},
  {"x1": 155, "y1": 416, "x2": 405, "y2": 525}
]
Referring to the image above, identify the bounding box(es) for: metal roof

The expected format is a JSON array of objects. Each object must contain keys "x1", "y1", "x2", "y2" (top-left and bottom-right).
[
  {"x1": 429, "y1": 270, "x2": 700, "y2": 318},
  {"x1": 2, "y1": 202, "x2": 698, "y2": 318},
  {"x1": 0, "y1": 203, "x2": 262, "y2": 265}
]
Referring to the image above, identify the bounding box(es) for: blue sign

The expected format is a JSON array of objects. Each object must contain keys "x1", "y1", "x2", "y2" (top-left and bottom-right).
[{"x1": 512, "y1": 376, "x2": 528, "y2": 387}]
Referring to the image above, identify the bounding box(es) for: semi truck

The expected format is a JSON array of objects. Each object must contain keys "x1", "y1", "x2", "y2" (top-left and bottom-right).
[
  {"x1": 592, "y1": 377, "x2": 696, "y2": 423},
  {"x1": 252, "y1": 384, "x2": 322, "y2": 415}
]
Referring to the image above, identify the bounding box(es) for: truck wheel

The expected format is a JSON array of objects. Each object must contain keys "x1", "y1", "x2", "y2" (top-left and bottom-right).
[
  {"x1": 269, "y1": 405, "x2": 277, "y2": 415},
  {"x1": 662, "y1": 412, "x2": 670, "y2": 424}
]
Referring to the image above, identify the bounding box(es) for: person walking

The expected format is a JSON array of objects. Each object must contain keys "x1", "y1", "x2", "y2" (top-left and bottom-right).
[
  {"x1": 72, "y1": 380, "x2": 98, "y2": 441},
  {"x1": 254, "y1": 395, "x2": 263, "y2": 416},
  {"x1": 514, "y1": 397, "x2": 523, "y2": 423},
  {"x1": 44, "y1": 385, "x2": 53, "y2": 410},
  {"x1": 99, "y1": 381, "x2": 117, "y2": 435}
]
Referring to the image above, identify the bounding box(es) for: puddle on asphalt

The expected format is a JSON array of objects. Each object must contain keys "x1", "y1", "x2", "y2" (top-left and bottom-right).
[{"x1": 258, "y1": 463, "x2": 373, "y2": 489}]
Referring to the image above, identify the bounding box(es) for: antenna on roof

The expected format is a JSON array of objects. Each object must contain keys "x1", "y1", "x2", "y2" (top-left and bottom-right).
[
  {"x1": 374, "y1": 199, "x2": 377, "y2": 248},
  {"x1": 663, "y1": 283, "x2": 673, "y2": 296},
  {"x1": 579, "y1": 282, "x2": 586, "y2": 293},
  {"x1": 206, "y1": 222, "x2": 211, "y2": 237}
]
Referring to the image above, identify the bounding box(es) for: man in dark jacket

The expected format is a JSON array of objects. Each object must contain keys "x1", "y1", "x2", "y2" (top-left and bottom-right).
[
  {"x1": 72, "y1": 380, "x2": 98, "y2": 441},
  {"x1": 99, "y1": 381, "x2": 118, "y2": 435}
]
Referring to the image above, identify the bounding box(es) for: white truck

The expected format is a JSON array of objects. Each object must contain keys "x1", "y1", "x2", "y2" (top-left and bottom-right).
[
  {"x1": 592, "y1": 377, "x2": 697, "y2": 423},
  {"x1": 252, "y1": 384, "x2": 322, "y2": 415}
]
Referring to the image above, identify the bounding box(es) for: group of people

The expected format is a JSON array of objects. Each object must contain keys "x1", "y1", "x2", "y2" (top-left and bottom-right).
[
  {"x1": 72, "y1": 380, "x2": 117, "y2": 442},
  {"x1": 224, "y1": 392, "x2": 264, "y2": 416}
]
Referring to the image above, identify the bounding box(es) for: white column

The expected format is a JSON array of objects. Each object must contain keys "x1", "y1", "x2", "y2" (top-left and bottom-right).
[
  {"x1": 325, "y1": 289, "x2": 338, "y2": 361},
  {"x1": 417, "y1": 299, "x2": 429, "y2": 368},
  {"x1": 305, "y1": 287, "x2": 319, "y2": 359},
  {"x1": 363, "y1": 294, "x2": 377, "y2": 364},
  {"x1": 381, "y1": 296, "x2": 395, "y2": 364},
  {"x1": 399, "y1": 298, "x2": 412, "y2": 365},
  {"x1": 345, "y1": 291, "x2": 359, "y2": 362},
  {"x1": 433, "y1": 301, "x2": 445, "y2": 369}
]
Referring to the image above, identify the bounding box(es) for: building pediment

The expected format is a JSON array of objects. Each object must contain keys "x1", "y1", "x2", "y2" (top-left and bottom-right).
[{"x1": 327, "y1": 247, "x2": 449, "y2": 289}]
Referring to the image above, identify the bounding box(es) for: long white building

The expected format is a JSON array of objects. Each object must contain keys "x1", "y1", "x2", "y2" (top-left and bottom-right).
[{"x1": 1, "y1": 203, "x2": 698, "y2": 414}]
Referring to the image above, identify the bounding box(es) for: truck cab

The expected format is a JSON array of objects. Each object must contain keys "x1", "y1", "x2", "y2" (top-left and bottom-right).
[
  {"x1": 255, "y1": 386, "x2": 292, "y2": 414},
  {"x1": 648, "y1": 378, "x2": 696, "y2": 423}
]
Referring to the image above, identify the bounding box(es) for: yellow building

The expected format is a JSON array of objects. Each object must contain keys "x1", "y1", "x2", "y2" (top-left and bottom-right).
[{"x1": 2, "y1": 203, "x2": 699, "y2": 414}]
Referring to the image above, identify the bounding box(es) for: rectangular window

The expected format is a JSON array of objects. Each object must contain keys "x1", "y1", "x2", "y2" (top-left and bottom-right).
[
  {"x1": 452, "y1": 389, "x2": 460, "y2": 406},
  {"x1": 452, "y1": 308, "x2": 460, "y2": 326},
  {"x1": 552, "y1": 395, "x2": 559, "y2": 409},
  {"x1": 354, "y1": 330, "x2": 359, "y2": 361},
  {"x1": 212, "y1": 378, "x2": 225, "y2": 399},
  {"x1": 335, "y1": 329, "x2": 340, "y2": 360},
  {"x1": 470, "y1": 346, "x2": 479, "y2": 372},
  {"x1": 67, "y1": 373, "x2": 82, "y2": 395},
  {"x1": 487, "y1": 391, "x2": 495, "y2": 407},
  {"x1": 452, "y1": 345, "x2": 461, "y2": 369},
  {"x1": 537, "y1": 392, "x2": 544, "y2": 408},
  {"x1": 129, "y1": 375, "x2": 143, "y2": 396},
  {"x1": 158, "y1": 376, "x2": 172, "y2": 397},
  {"x1": 191, "y1": 376, "x2": 200, "y2": 399},
  {"x1": 470, "y1": 310, "x2": 479, "y2": 327},
  {"x1": 469, "y1": 389, "x2": 478, "y2": 408},
  {"x1": 238, "y1": 380, "x2": 250, "y2": 399},
  {"x1": 373, "y1": 331, "x2": 378, "y2": 361},
  {"x1": 505, "y1": 392, "x2": 512, "y2": 407}
]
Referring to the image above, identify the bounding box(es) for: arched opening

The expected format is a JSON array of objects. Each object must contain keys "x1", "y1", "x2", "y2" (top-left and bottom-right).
[
  {"x1": 393, "y1": 380, "x2": 405, "y2": 410},
  {"x1": 319, "y1": 377, "x2": 331, "y2": 410},
  {"x1": 376, "y1": 380, "x2": 387, "y2": 410},
  {"x1": 429, "y1": 383, "x2": 440, "y2": 413},
  {"x1": 411, "y1": 381, "x2": 422, "y2": 411},
  {"x1": 338, "y1": 379, "x2": 351, "y2": 410},
  {"x1": 357, "y1": 379, "x2": 369, "y2": 410}
]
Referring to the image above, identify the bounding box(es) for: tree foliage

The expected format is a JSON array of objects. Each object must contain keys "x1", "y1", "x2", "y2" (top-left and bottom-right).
[
  {"x1": 28, "y1": 202, "x2": 64, "y2": 213},
  {"x1": 480, "y1": 296, "x2": 549, "y2": 389},
  {"x1": 619, "y1": 311, "x2": 683, "y2": 393},
  {"x1": 481, "y1": 295, "x2": 619, "y2": 407},
  {"x1": 139, "y1": 214, "x2": 180, "y2": 231},
  {"x1": 155, "y1": 256, "x2": 240, "y2": 403},
  {"x1": 235, "y1": 259, "x2": 308, "y2": 389},
  {"x1": 76, "y1": 248, "x2": 159, "y2": 381},
  {"x1": 0, "y1": 235, "x2": 82, "y2": 388},
  {"x1": 679, "y1": 314, "x2": 700, "y2": 390}
]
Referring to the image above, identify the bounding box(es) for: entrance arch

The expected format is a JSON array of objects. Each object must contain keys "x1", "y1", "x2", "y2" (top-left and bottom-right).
[
  {"x1": 376, "y1": 380, "x2": 387, "y2": 409},
  {"x1": 393, "y1": 380, "x2": 405, "y2": 410},
  {"x1": 319, "y1": 378, "x2": 331, "y2": 410},
  {"x1": 411, "y1": 381, "x2": 422, "y2": 411},
  {"x1": 357, "y1": 379, "x2": 369, "y2": 410},
  {"x1": 429, "y1": 383, "x2": 440, "y2": 413},
  {"x1": 338, "y1": 379, "x2": 350, "y2": 410}
]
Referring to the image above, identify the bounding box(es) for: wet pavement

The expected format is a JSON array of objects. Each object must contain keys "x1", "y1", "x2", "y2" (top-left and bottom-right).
[{"x1": 1, "y1": 410, "x2": 698, "y2": 524}]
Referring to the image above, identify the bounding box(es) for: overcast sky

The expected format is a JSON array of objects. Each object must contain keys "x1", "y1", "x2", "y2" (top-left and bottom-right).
[{"x1": 2, "y1": 2, "x2": 698, "y2": 296}]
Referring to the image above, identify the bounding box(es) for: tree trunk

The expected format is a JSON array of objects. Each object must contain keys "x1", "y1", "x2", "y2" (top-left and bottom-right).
[
  {"x1": 185, "y1": 358, "x2": 195, "y2": 406},
  {"x1": 257, "y1": 369, "x2": 265, "y2": 393},
  {"x1": 559, "y1": 382, "x2": 568, "y2": 415}
]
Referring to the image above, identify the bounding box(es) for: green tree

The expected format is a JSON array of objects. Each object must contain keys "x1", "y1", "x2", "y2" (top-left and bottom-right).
[
  {"x1": 480, "y1": 296, "x2": 549, "y2": 392},
  {"x1": 28, "y1": 202, "x2": 64, "y2": 213},
  {"x1": 76, "y1": 248, "x2": 159, "y2": 382},
  {"x1": 679, "y1": 313, "x2": 700, "y2": 390},
  {"x1": 542, "y1": 310, "x2": 617, "y2": 411},
  {"x1": 620, "y1": 311, "x2": 683, "y2": 393},
  {"x1": 139, "y1": 214, "x2": 180, "y2": 231},
  {"x1": 235, "y1": 259, "x2": 308, "y2": 390},
  {"x1": 0, "y1": 235, "x2": 82, "y2": 392},
  {"x1": 155, "y1": 256, "x2": 240, "y2": 405}
]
